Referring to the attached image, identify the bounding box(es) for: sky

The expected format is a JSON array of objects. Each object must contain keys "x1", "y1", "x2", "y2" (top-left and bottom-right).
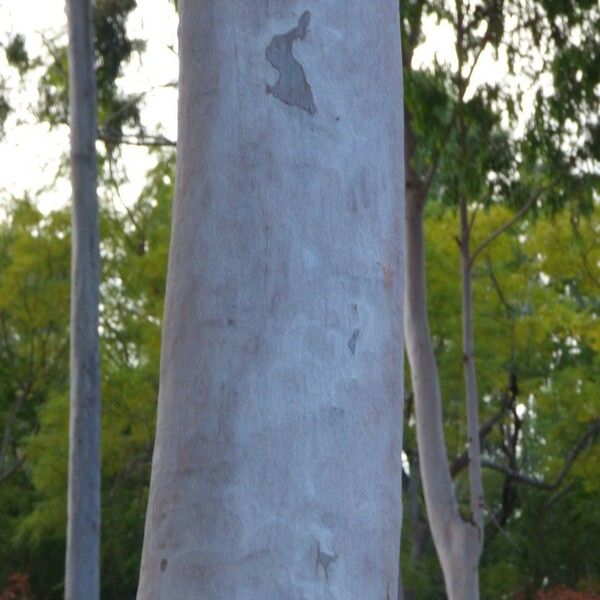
[
  {"x1": 0, "y1": 0, "x2": 178, "y2": 213},
  {"x1": 0, "y1": 1, "x2": 529, "y2": 215}
]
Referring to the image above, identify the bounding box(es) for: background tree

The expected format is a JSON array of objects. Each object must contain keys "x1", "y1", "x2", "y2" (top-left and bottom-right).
[
  {"x1": 0, "y1": 154, "x2": 173, "y2": 599},
  {"x1": 65, "y1": 0, "x2": 101, "y2": 597},
  {"x1": 402, "y1": 204, "x2": 600, "y2": 598},
  {"x1": 401, "y1": 0, "x2": 600, "y2": 597}
]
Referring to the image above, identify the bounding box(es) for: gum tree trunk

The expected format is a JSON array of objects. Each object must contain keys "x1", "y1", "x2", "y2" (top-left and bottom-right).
[
  {"x1": 136, "y1": 2, "x2": 406, "y2": 599},
  {"x1": 65, "y1": 0, "x2": 101, "y2": 598}
]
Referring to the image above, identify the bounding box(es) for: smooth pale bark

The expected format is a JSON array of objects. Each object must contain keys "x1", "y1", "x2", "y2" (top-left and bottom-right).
[
  {"x1": 65, "y1": 0, "x2": 101, "y2": 598},
  {"x1": 404, "y1": 146, "x2": 481, "y2": 599},
  {"x1": 137, "y1": 2, "x2": 405, "y2": 599}
]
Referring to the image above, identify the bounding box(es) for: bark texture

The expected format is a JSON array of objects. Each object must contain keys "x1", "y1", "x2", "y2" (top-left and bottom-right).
[
  {"x1": 137, "y1": 2, "x2": 405, "y2": 599},
  {"x1": 65, "y1": 0, "x2": 101, "y2": 598}
]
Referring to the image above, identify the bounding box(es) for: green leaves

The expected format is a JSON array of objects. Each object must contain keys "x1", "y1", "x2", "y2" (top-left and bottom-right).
[
  {"x1": 419, "y1": 203, "x2": 600, "y2": 596},
  {"x1": 5, "y1": 35, "x2": 30, "y2": 77},
  {"x1": 36, "y1": 0, "x2": 144, "y2": 145},
  {"x1": 0, "y1": 151, "x2": 174, "y2": 598}
]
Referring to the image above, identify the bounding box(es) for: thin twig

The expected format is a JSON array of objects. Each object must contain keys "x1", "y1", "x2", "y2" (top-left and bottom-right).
[
  {"x1": 470, "y1": 192, "x2": 540, "y2": 267},
  {"x1": 485, "y1": 255, "x2": 516, "y2": 316},
  {"x1": 98, "y1": 131, "x2": 176, "y2": 147},
  {"x1": 451, "y1": 394, "x2": 511, "y2": 477},
  {"x1": 482, "y1": 419, "x2": 600, "y2": 490}
]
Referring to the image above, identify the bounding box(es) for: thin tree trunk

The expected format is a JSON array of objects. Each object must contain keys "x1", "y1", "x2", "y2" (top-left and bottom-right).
[
  {"x1": 404, "y1": 133, "x2": 480, "y2": 599},
  {"x1": 65, "y1": 0, "x2": 101, "y2": 599},
  {"x1": 459, "y1": 198, "x2": 485, "y2": 537},
  {"x1": 137, "y1": 3, "x2": 405, "y2": 598}
]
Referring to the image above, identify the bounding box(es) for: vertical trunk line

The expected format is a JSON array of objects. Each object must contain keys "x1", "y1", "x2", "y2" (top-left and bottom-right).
[
  {"x1": 459, "y1": 198, "x2": 484, "y2": 545},
  {"x1": 65, "y1": 0, "x2": 101, "y2": 598}
]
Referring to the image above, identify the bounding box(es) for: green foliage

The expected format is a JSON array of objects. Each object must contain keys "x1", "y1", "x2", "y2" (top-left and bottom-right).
[
  {"x1": 0, "y1": 33, "x2": 36, "y2": 137},
  {"x1": 94, "y1": 0, "x2": 145, "y2": 144},
  {"x1": 400, "y1": 0, "x2": 600, "y2": 595},
  {"x1": 0, "y1": 202, "x2": 71, "y2": 597},
  {"x1": 0, "y1": 151, "x2": 174, "y2": 598},
  {"x1": 402, "y1": 202, "x2": 600, "y2": 598},
  {"x1": 37, "y1": 0, "x2": 144, "y2": 144},
  {"x1": 36, "y1": 44, "x2": 69, "y2": 126},
  {"x1": 0, "y1": 79, "x2": 10, "y2": 139},
  {"x1": 480, "y1": 561, "x2": 522, "y2": 600},
  {"x1": 5, "y1": 35, "x2": 30, "y2": 76}
]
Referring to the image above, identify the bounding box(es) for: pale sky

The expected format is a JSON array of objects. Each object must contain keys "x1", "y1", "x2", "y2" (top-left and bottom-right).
[{"x1": 0, "y1": 0, "x2": 178, "y2": 213}]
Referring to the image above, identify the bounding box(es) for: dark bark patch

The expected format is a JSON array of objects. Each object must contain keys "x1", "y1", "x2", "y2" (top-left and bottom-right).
[
  {"x1": 348, "y1": 329, "x2": 360, "y2": 355},
  {"x1": 160, "y1": 558, "x2": 167, "y2": 572},
  {"x1": 315, "y1": 542, "x2": 337, "y2": 581},
  {"x1": 266, "y1": 11, "x2": 316, "y2": 114}
]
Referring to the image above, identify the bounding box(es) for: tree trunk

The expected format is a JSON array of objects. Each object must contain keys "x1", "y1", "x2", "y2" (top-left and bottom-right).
[
  {"x1": 459, "y1": 198, "x2": 485, "y2": 538},
  {"x1": 65, "y1": 0, "x2": 101, "y2": 598},
  {"x1": 136, "y1": 3, "x2": 405, "y2": 599},
  {"x1": 403, "y1": 147, "x2": 480, "y2": 598}
]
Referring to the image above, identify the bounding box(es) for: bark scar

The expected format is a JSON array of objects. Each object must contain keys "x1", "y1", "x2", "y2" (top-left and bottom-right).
[
  {"x1": 315, "y1": 539, "x2": 337, "y2": 581},
  {"x1": 266, "y1": 11, "x2": 317, "y2": 114},
  {"x1": 348, "y1": 329, "x2": 360, "y2": 355}
]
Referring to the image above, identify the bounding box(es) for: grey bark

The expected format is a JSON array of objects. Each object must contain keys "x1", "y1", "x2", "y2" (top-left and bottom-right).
[
  {"x1": 403, "y1": 150, "x2": 481, "y2": 598},
  {"x1": 65, "y1": 0, "x2": 101, "y2": 598},
  {"x1": 137, "y1": 2, "x2": 405, "y2": 599},
  {"x1": 459, "y1": 198, "x2": 485, "y2": 538}
]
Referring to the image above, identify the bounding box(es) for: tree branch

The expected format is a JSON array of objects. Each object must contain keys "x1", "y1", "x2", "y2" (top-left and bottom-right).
[
  {"x1": 98, "y1": 131, "x2": 176, "y2": 147},
  {"x1": 480, "y1": 460, "x2": 553, "y2": 489},
  {"x1": 485, "y1": 255, "x2": 516, "y2": 315},
  {"x1": 581, "y1": 251, "x2": 600, "y2": 290},
  {"x1": 470, "y1": 187, "x2": 549, "y2": 267},
  {"x1": 482, "y1": 419, "x2": 600, "y2": 491},
  {"x1": 450, "y1": 393, "x2": 511, "y2": 477},
  {"x1": 470, "y1": 197, "x2": 535, "y2": 266}
]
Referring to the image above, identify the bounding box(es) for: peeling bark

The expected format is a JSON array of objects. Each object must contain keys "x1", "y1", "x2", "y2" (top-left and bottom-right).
[{"x1": 266, "y1": 11, "x2": 316, "y2": 114}]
